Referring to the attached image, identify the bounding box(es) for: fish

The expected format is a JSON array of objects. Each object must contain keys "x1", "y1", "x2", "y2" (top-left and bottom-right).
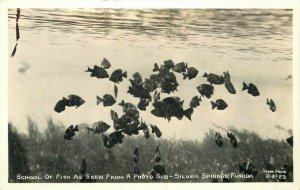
[
  {"x1": 138, "y1": 121, "x2": 150, "y2": 139},
  {"x1": 172, "y1": 62, "x2": 187, "y2": 73},
  {"x1": 286, "y1": 136, "x2": 293, "y2": 147},
  {"x1": 54, "y1": 97, "x2": 70, "y2": 113},
  {"x1": 197, "y1": 84, "x2": 214, "y2": 99},
  {"x1": 150, "y1": 125, "x2": 162, "y2": 138},
  {"x1": 11, "y1": 43, "x2": 18, "y2": 57},
  {"x1": 128, "y1": 85, "x2": 152, "y2": 100},
  {"x1": 85, "y1": 65, "x2": 109, "y2": 78},
  {"x1": 183, "y1": 67, "x2": 198, "y2": 80},
  {"x1": 109, "y1": 130, "x2": 124, "y2": 144},
  {"x1": 160, "y1": 72, "x2": 179, "y2": 94},
  {"x1": 109, "y1": 69, "x2": 127, "y2": 83},
  {"x1": 223, "y1": 71, "x2": 236, "y2": 94},
  {"x1": 144, "y1": 78, "x2": 158, "y2": 92},
  {"x1": 203, "y1": 72, "x2": 224, "y2": 85},
  {"x1": 114, "y1": 84, "x2": 118, "y2": 98},
  {"x1": 151, "y1": 96, "x2": 193, "y2": 121},
  {"x1": 96, "y1": 94, "x2": 116, "y2": 107},
  {"x1": 215, "y1": 132, "x2": 223, "y2": 147},
  {"x1": 68, "y1": 95, "x2": 85, "y2": 108},
  {"x1": 80, "y1": 159, "x2": 87, "y2": 175},
  {"x1": 163, "y1": 59, "x2": 175, "y2": 70},
  {"x1": 239, "y1": 161, "x2": 258, "y2": 176},
  {"x1": 133, "y1": 146, "x2": 139, "y2": 163},
  {"x1": 64, "y1": 125, "x2": 79, "y2": 140},
  {"x1": 267, "y1": 98, "x2": 276, "y2": 112},
  {"x1": 227, "y1": 132, "x2": 237, "y2": 148},
  {"x1": 137, "y1": 99, "x2": 149, "y2": 111},
  {"x1": 119, "y1": 100, "x2": 140, "y2": 119},
  {"x1": 92, "y1": 121, "x2": 110, "y2": 134},
  {"x1": 101, "y1": 58, "x2": 111, "y2": 69},
  {"x1": 16, "y1": 23, "x2": 20, "y2": 41},
  {"x1": 102, "y1": 134, "x2": 114, "y2": 149},
  {"x1": 153, "y1": 90, "x2": 161, "y2": 102},
  {"x1": 189, "y1": 96, "x2": 202, "y2": 108},
  {"x1": 242, "y1": 82, "x2": 260, "y2": 96},
  {"x1": 211, "y1": 99, "x2": 228, "y2": 110}
]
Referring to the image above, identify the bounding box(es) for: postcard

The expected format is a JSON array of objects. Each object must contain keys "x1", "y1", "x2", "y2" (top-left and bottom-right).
[{"x1": 0, "y1": 0, "x2": 299, "y2": 190}]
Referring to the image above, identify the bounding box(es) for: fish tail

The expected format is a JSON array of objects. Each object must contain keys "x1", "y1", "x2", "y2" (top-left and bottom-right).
[
  {"x1": 153, "y1": 63, "x2": 159, "y2": 72},
  {"x1": 122, "y1": 71, "x2": 127, "y2": 78},
  {"x1": 183, "y1": 73, "x2": 188, "y2": 80},
  {"x1": 118, "y1": 100, "x2": 125, "y2": 107},
  {"x1": 96, "y1": 96, "x2": 104, "y2": 105},
  {"x1": 211, "y1": 101, "x2": 217, "y2": 110},
  {"x1": 73, "y1": 125, "x2": 79, "y2": 132},
  {"x1": 242, "y1": 82, "x2": 248, "y2": 91},
  {"x1": 184, "y1": 108, "x2": 193, "y2": 120},
  {"x1": 85, "y1": 67, "x2": 93, "y2": 72}
]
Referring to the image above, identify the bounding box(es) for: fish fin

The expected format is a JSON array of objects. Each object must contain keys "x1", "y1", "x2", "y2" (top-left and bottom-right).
[
  {"x1": 211, "y1": 101, "x2": 217, "y2": 110},
  {"x1": 266, "y1": 98, "x2": 269, "y2": 105},
  {"x1": 203, "y1": 72, "x2": 208, "y2": 77},
  {"x1": 242, "y1": 82, "x2": 248, "y2": 91},
  {"x1": 85, "y1": 67, "x2": 93, "y2": 72},
  {"x1": 118, "y1": 100, "x2": 125, "y2": 107},
  {"x1": 183, "y1": 73, "x2": 188, "y2": 80},
  {"x1": 153, "y1": 63, "x2": 159, "y2": 72},
  {"x1": 122, "y1": 71, "x2": 127, "y2": 78},
  {"x1": 184, "y1": 108, "x2": 193, "y2": 120},
  {"x1": 180, "y1": 100, "x2": 184, "y2": 106},
  {"x1": 199, "y1": 96, "x2": 202, "y2": 102},
  {"x1": 73, "y1": 125, "x2": 79, "y2": 132},
  {"x1": 96, "y1": 96, "x2": 103, "y2": 105}
]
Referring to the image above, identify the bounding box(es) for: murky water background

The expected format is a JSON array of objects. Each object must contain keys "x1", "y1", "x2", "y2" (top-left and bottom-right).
[{"x1": 8, "y1": 9, "x2": 292, "y2": 140}]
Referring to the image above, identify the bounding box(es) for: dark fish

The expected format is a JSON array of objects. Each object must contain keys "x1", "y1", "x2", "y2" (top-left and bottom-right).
[
  {"x1": 223, "y1": 71, "x2": 236, "y2": 94},
  {"x1": 227, "y1": 132, "x2": 237, "y2": 148},
  {"x1": 16, "y1": 23, "x2": 20, "y2": 41},
  {"x1": 138, "y1": 121, "x2": 150, "y2": 139},
  {"x1": 151, "y1": 125, "x2": 162, "y2": 138},
  {"x1": 85, "y1": 65, "x2": 109, "y2": 78},
  {"x1": 215, "y1": 132, "x2": 223, "y2": 147},
  {"x1": 151, "y1": 97, "x2": 193, "y2": 121},
  {"x1": 286, "y1": 136, "x2": 293, "y2": 147},
  {"x1": 172, "y1": 62, "x2": 187, "y2": 73},
  {"x1": 239, "y1": 161, "x2": 258, "y2": 176},
  {"x1": 133, "y1": 146, "x2": 139, "y2": 163},
  {"x1": 96, "y1": 94, "x2": 116, "y2": 107},
  {"x1": 101, "y1": 58, "x2": 111, "y2": 69},
  {"x1": 128, "y1": 85, "x2": 151, "y2": 100},
  {"x1": 203, "y1": 72, "x2": 224, "y2": 85},
  {"x1": 153, "y1": 90, "x2": 161, "y2": 102},
  {"x1": 211, "y1": 99, "x2": 228, "y2": 110},
  {"x1": 102, "y1": 134, "x2": 114, "y2": 149},
  {"x1": 68, "y1": 95, "x2": 85, "y2": 108},
  {"x1": 80, "y1": 159, "x2": 87, "y2": 175},
  {"x1": 114, "y1": 84, "x2": 118, "y2": 98},
  {"x1": 267, "y1": 98, "x2": 276, "y2": 112},
  {"x1": 109, "y1": 130, "x2": 124, "y2": 144},
  {"x1": 183, "y1": 67, "x2": 198, "y2": 80},
  {"x1": 137, "y1": 99, "x2": 149, "y2": 111},
  {"x1": 119, "y1": 100, "x2": 140, "y2": 119},
  {"x1": 189, "y1": 96, "x2": 202, "y2": 108},
  {"x1": 160, "y1": 72, "x2": 179, "y2": 94},
  {"x1": 242, "y1": 82, "x2": 260, "y2": 96},
  {"x1": 54, "y1": 97, "x2": 70, "y2": 113},
  {"x1": 163, "y1": 59, "x2": 175, "y2": 70},
  {"x1": 11, "y1": 43, "x2": 18, "y2": 57},
  {"x1": 64, "y1": 125, "x2": 79, "y2": 140},
  {"x1": 144, "y1": 78, "x2": 158, "y2": 92},
  {"x1": 197, "y1": 84, "x2": 214, "y2": 98},
  {"x1": 109, "y1": 69, "x2": 127, "y2": 83},
  {"x1": 92, "y1": 121, "x2": 110, "y2": 134}
]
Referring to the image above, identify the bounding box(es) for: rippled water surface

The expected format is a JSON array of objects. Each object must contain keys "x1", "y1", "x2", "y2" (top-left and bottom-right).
[{"x1": 8, "y1": 9, "x2": 292, "y2": 140}]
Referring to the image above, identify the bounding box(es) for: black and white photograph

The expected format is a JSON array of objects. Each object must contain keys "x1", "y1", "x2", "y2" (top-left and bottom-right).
[{"x1": 1, "y1": 0, "x2": 300, "y2": 189}]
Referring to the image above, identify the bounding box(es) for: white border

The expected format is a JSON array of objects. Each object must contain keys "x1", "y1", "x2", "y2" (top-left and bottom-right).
[{"x1": 0, "y1": 0, "x2": 299, "y2": 190}]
